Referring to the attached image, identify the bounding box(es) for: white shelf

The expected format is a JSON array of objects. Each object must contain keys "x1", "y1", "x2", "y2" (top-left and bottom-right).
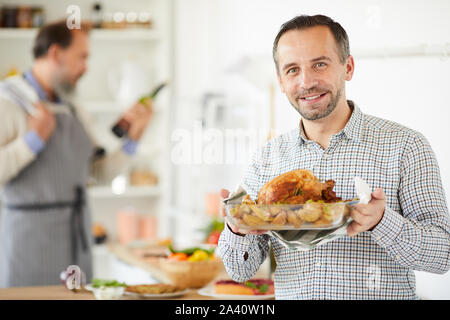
[
  {"x1": 353, "y1": 43, "x2": 450, "y2": 59},
  {"x1": 0, "y1": 28, "x2": 37, "y2": 39},
  {"x1": 83, "y1": 100, "x2": 165, "y2": 114},
  {"x1": 0, "y1": 28, "x2": 160, "y2": 41},
  {"x1": 87, "y1": 185, "x2": 160, "y2": 198},
  {"x1": 84, "y1": 101, "x2": 125, "y2": 114},
  {"x1": 91, "y1": 29, "x2": 160, "y2": 41}
]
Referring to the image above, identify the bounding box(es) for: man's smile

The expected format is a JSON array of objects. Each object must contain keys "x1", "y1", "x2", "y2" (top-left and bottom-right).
[{"x1": 298, "y1": 92, "x2": 328, "y2": 104}]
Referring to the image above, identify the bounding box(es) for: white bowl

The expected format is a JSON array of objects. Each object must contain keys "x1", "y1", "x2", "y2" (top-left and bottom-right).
[{"x1": 92, "y1": 286, "x2": 125, "y2": 300}]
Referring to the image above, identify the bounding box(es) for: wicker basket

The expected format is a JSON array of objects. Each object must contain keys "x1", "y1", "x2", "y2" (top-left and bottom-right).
[{"x1": 158, "y1": 257, "x2": 223, "y2": 288}]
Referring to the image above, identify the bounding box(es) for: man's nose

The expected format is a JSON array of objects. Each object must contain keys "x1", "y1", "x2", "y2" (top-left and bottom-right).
[{"x1": 299, "y1": 68, "x2": 319, "y2": 90}]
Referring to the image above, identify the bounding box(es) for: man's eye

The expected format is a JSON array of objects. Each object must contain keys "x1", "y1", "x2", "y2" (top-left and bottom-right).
[
  {"x1": 287, "y1": 67, "x2": 298, "y2": 74},
  {"x1": 315, "y1": 62, "x2": 326, "y2": 68}
]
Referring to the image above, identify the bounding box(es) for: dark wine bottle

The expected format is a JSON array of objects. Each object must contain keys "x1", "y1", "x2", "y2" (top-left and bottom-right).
[{"x1": 111, "y1": 82, "x2": 168, "y2": 138}]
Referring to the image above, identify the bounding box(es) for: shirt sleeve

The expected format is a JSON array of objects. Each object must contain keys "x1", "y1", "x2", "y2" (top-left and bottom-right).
[
  {"x1": 24, "y1": 130, "x2": 45, "y2": 155},
  {"x1": 121, "y1": 138, "x2": 138, "y2": 156},
  {"x1": 370, "y1": 133, "x2": 450, "y2": 274},
  {"x1": 216, "y1": 223, "x2": 270, "y2": 282},
  {"x1": 241, "y1": 146, "x2": 265, "y2": 201},
  {"x1": 0, "y1": 98, "x2": 37, "y2": 185},
  {"x1": 216, "y1": 145, "x2": 271, "y2": 282}
]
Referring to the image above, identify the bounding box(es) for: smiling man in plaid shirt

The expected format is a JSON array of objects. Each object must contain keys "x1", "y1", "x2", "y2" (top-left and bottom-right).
[{"x1": 217, "y1": 15, "x2": 450, "y2": 299}]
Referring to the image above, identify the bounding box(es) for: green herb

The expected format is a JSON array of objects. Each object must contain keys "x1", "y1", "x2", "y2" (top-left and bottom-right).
[
  {"x1": 92, "y1": 279, "x2": 127, "y2": 288},
  {"x1": 245, "y1": 281, "x2": 269, "y2": 293},
  {"x1": 294, "y1": 186, "x2": 303, "y2": 196},
  {"x1": 258, "y1": 284, "x2": 269, "y2": 293}
]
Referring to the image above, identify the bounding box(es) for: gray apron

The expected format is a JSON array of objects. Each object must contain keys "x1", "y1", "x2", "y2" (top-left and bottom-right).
[{"x1": 0, "y1": 103, "x2": 94, "y2": 287}]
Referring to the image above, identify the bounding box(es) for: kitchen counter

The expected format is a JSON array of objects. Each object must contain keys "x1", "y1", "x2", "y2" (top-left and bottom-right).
[
  {"x1": 0, "y1": 285, "x2": 214, "y2": 300},
  {"x1": 0, "y1": 244, "x2": 273, "y2": 300}
]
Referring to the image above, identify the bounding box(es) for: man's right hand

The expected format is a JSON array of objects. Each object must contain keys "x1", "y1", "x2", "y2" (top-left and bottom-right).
[
  {"x1": 27, "y1": 102, "x2": 56, "y2": 142},
  {"x1": 220, "y1": 188, "x2": 267, "y2": 236}
]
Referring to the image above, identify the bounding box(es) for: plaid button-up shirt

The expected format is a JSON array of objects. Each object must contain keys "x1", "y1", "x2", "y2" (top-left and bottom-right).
[{"x1": 217, "y1": 101, "x2": 450, "y2": 300}]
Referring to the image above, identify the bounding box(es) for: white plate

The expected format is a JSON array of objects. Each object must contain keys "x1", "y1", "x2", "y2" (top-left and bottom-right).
[
  {"x1": 85, "y1": 284, "x2": 190, "y2": 299},
  {"x1": 197, "y1": 286, "x2": 275, "y2": 300},
  {"x1": 123, "y1": 289, "x2": 190, "y2": 299}
]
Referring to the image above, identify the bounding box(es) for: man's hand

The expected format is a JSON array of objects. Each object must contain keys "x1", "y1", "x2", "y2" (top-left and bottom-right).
[
  {"x1": 122, "y1": 99, "x2": 153, "y2": 141},
  {"x1": 347, "y1": 188, "x2": 386, "y2": 237},
  {"x1": 220, "y1": 189, "x2": 267, "y2": 236},
  {"x1": 27, "y1": 102, "x2": 56, "y2": 142}
]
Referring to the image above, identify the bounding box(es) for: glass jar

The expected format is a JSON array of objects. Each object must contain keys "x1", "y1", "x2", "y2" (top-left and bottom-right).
[
  {"x1": 31, "y1": 7, "x2": 45, "y2": 28},
  {"x1": 2, "y1": 6, "x2": 18, "y2": 28},
  {"x1": 17, "y1": 6, "x2": 32, "y2": 28}
]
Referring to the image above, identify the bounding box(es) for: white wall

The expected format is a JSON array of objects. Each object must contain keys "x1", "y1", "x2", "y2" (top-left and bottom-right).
[{"x1": 172, "y1": 0, "x2": 450, "y2": 299}]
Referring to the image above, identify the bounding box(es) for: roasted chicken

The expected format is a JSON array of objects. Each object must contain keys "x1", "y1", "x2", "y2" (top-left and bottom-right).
[{"x1": 256, "y1": 169, "x2": 341, "y2": 205}]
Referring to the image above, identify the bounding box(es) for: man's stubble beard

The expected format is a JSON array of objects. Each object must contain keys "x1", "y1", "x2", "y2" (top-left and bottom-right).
[
  {"x1": 51, "y1": 72, "x2": 77, "y2": 102},
  {"x1": 289, "y1": 78, "x2": 345, "y2": 121}
]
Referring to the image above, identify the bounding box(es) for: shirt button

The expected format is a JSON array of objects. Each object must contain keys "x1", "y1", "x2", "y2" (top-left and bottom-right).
[
  {"x1": 316, "y1": 262, "x2": 321, "y2": 267},
  {"x1": 375, "y1": 234, "x2": 381, "y2": 240},
  {"x1": 395, "y1": 255, "x2": 401, "y2": 260}
]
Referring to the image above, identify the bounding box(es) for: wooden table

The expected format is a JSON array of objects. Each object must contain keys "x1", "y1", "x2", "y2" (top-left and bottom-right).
[{"x1": 0, "y1": 285, "x2": 214, "y2": 300}]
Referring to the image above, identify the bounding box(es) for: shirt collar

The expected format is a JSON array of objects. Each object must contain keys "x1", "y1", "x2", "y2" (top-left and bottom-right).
[
  {"x1": 297, "y1": 100, "x2": 364, "y2": 146},
  {"x1": 341, "y1": 100, "x2": 364, "y2": 143},
  {"x1": 298, "y1": 119, "x2": 308, "y2": 145},
  {"x1": 23, "y1": 69, "x2": 61, "y2": 104}
]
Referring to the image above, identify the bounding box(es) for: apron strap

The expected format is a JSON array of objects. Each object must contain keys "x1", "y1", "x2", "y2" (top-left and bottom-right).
[
  {"x1": 72, "y1": 186, "x2": 88, "y2": 264},
  {"x1": 5, "y1": 185, "x2": 89, "y2": 265}
]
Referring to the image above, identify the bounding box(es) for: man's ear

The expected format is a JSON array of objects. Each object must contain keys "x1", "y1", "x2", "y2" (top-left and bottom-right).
[
  {"x1": 46, "y1": 44, "x2": 62, "y2": 64},
  {"x1": 345, "y1": 55, "x2": 355, "y2": 81}
]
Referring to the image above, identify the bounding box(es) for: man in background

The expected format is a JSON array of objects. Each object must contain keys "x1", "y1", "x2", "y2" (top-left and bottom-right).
[{"x1": 0, "y1": 21, "x2": 152, "y2": 287}]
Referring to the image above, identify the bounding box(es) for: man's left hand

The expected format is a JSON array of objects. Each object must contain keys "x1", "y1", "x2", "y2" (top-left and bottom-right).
[
  {"x1": 122, "y1": 99, "x2": 153, "y2": 141},
  {"x1": 347, "y1": 188, "x2": 386, "y2": 237}
]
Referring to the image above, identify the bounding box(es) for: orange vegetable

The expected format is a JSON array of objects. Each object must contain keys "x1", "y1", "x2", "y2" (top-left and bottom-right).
[{"x1": 168, "y1": 252, "x2": 188, "y2": 261}]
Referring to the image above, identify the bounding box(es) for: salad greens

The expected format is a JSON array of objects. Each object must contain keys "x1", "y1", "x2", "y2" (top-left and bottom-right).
[
  {"x1": 92, "y1": 278, "x2": 127, "y2": 288},
  {"x1": 168, "y1": 243, "x2": 215, "y2": 256}
]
